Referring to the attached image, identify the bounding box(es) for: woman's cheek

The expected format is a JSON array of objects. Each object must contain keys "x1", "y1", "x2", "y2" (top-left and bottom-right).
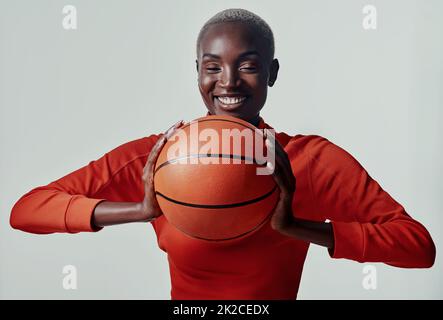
[{"x1": 201, "y1": 76, "x2": 214, "y2": 90}]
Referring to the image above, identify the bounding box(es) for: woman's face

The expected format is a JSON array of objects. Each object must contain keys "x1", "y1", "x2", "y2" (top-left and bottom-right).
[{"x1": 196, "y1": 22, "x2": 279, "y2": 125}]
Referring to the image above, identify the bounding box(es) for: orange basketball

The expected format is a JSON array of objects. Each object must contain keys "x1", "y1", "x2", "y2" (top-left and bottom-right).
[{"x1": 153, "y1": 115, "x2": 278, "y2": 241}]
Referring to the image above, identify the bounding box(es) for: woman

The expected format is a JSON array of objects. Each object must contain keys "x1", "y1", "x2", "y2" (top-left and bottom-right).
[{"x1": 10, "y1": 8, "x2": 435, "y2": 299}]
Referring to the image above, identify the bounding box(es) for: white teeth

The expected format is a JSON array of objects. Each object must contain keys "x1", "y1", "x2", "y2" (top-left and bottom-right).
[{"x1": 217, "y1": 96, "x2": 246, "y2": 105}]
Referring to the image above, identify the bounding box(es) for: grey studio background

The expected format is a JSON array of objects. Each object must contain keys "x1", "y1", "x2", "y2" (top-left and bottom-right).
[{"x1": 0, "y1": 0, "x2": 442, "y2": 299}]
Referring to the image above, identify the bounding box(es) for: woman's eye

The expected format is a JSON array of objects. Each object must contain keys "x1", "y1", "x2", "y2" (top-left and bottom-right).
[
  {"x1": 205, "y1": 66, "x2": 220, "y2": 72},
  {"x1": 240, "y1": 65, "x2": 257, "y2": 72}
]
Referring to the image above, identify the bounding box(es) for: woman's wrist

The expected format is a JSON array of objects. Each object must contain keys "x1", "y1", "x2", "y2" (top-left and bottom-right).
[
  {"x1": 92, "y1": 201, "x2": 155, "y2": 227},
  {"x1": 134, "y1": 201, "x2": 157, "y2": 222},
  {"x1": 275, "y1": 216, "x2": 335, "y2": 249}
]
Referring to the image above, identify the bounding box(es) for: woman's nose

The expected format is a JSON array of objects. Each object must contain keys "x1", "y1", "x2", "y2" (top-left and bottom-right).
[{"x1": 219, "y1": 67, "x2": 241, "y2": 88}]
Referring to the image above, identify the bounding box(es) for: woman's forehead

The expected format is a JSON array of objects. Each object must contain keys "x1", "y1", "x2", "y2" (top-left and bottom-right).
[{"x1": 198, "y1": 22, "x2": 269, "y2": 58}]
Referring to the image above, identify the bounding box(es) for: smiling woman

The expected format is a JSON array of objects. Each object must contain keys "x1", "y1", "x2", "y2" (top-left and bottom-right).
[
  {"x1": 196, "y1": 10, "x2": 279, "y2": 125},
  {"x1": 9, "y1": 8, "x2": 436, "y2": 300}
]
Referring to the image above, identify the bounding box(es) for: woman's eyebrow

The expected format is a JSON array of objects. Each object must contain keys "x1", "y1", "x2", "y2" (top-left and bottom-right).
[
  {"x1": 238, "y1": 50, "x2": 260, "y2": 58},
  {"x1": 202, "y1": 53, "x2": 221, "y2": 60},
  {"x1": 202, "y1": 50, "x2": 261, "y2": 60}
]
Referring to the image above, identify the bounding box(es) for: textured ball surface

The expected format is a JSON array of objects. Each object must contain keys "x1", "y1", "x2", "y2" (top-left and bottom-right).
[{"x1": 154, "y1": 115, "x2": 278, "y2": 241}]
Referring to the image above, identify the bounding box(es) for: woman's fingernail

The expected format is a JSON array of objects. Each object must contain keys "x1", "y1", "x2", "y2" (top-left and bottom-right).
[{"x1": 166, "y1": 124, "x2": 175, "y2": 132}]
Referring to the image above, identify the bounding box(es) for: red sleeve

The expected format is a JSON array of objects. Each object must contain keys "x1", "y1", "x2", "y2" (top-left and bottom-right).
[
  {"x1": 307, "y1": 135, "x2": 435, "y2": 268},
  {"x1": 10, "y1": 134, "x2": 160, "y2": 234}
]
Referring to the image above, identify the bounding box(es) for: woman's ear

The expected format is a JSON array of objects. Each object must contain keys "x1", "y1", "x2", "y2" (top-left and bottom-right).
[{"x1": 268, "y1": 59, "x2": 279, "y2": 87}]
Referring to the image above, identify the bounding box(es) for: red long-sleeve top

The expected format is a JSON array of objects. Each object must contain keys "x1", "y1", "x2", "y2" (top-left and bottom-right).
[{"x1": 10, "y1": 117, "x2": 436, "y2": 299}]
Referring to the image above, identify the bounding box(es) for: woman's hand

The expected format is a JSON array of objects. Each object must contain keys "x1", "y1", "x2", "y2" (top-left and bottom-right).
[
  {"x1": 264, "y1": 129, "x2": 296, "y2": 232},
  {"x1": 139, "y1": 119, "x2": 185, "y2": 221},
  {"x1": 92, "y1": 120, "x2": 185, "y2": 228},
  {"x1": 263, "y1": 129, "x2": 334, "y2": 249}
]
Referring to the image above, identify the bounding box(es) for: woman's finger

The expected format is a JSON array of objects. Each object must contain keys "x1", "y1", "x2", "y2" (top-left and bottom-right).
[
  {"x1": 143, "y1": 136, "x2": 166, "y2": 179},
  {"x1": 265, "y1": 133, "x2": 295, "y2": 191},
  {"x1": 267, "y1": 160, "x2": 292, "y2": 199},
  {"x1": 269, "y1": 132, "x2": 292, "y2": 171},
  {"x1": 143, "y1": 120, "x2": 184, "y2": 181},
  {"x1": 165, "y1": 119, "x2": 185, "y2": 139}
]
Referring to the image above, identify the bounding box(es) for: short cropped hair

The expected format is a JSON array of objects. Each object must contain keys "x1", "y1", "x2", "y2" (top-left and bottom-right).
[{"x1": 196, "y1": 8, "x2": 275, "y2": 59}]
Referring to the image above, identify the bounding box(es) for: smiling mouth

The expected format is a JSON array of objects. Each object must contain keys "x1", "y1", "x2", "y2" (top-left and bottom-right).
[{"x1": 214, "y1": 96, "x2": 248, "y2": 111}]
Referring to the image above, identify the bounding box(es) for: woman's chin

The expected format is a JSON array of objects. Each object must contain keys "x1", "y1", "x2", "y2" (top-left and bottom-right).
[{"x1": 213, "y1": 109, "x2": 245, "y2": 119}]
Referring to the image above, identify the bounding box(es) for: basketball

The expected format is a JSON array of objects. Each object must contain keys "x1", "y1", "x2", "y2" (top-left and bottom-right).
[{"x1": 153, "y1": 115, "x2": 279, "y2": 241}]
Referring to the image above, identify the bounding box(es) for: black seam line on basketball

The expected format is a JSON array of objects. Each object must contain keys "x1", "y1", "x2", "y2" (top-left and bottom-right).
[
  {"x1": 155, "y1": 185, "x2": 277, "y2": 209},
  {"x1": 154, "y1": 153, "x2": 267, "y2": 175},
  {"x1": 173, "y1": 208, "x2": 274, "y2": 242},
  {"x1": 180, "y1": 118, "x2": 260, "y2": 132}
]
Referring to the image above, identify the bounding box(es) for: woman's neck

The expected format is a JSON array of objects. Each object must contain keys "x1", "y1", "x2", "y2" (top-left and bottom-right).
[
  {"x1": 205, "y1": 111, "x2": 261, "y2": 127},
  {"x1": 249, "y1": 115, "x2": 261, "y2": 127}
]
